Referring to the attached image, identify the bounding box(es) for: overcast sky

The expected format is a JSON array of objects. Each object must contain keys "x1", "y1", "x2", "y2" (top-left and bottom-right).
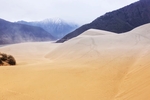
[{"x1": 0, "y1": 0, "x2": 139, "y2": 24}]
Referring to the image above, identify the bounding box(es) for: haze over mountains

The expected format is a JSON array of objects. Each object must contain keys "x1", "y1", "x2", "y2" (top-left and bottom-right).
[
  {"x1": 57, "y1": 0, "x2": 150, "y2": 43},
  {"x1": 0, "y1": 18, "x2": 55, "y2": 44},
  {"x1": 1, "y1": 0, "x2": 149, "y2": 44},
  {"x1": 17, "y1": 18, "x2": 79, "y2": 39},
  {"x1": 0, "y1": 18, "x2": 78, "y2": 45}
]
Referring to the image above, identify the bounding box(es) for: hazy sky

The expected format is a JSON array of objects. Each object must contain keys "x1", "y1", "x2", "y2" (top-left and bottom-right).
[{"x1": 0, "y1": 0, "x2": 138, "y2": 24}]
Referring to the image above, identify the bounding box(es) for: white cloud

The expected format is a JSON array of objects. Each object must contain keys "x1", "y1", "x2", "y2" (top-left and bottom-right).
[{"x1": 0, "y1": 0, "x2": 139, "y2": 24}]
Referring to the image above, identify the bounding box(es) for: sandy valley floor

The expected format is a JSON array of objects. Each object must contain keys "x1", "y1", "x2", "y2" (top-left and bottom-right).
[{"x1": 0, "y1": 24, "x2": 150, "y2": 100}]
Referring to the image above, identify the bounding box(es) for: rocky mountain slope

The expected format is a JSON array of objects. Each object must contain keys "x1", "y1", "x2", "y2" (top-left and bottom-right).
[
  {"x1": 17, "y1": 18, "x2": 79, "y2": 39},
  {"x1": 0, "y1": 18, "x2": 55, "y2": 44},
  {"x1": 57, "y1": 0, "x2": 150, "y2": 43}
]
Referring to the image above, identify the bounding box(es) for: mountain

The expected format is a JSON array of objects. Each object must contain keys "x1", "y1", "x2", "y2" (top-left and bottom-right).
[
  {"x1": 17, "y1": 18, "x2": 79, "y2": 39},
  {"x1": 0, "y1": 18, "x2": 55, "y2": 45},
  {"x1": 57, "y1": 0, "x2": 150, "y2": 43}
]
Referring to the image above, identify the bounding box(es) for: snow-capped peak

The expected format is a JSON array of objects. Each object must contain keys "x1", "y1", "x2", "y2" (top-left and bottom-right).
[{"x1": 42, "y1": 18, "x2": 66, "y2": 24}]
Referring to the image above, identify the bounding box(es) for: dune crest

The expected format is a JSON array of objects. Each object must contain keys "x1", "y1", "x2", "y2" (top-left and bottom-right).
[
  {"x1": 80, "y1": 29, "x2": 115, "y2": 36},
  {"x1": 0, "y1": 24, "x2": 150, "y2": 100}
]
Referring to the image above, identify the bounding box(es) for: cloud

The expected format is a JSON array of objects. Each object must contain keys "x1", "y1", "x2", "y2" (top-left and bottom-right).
[{"x1": 0, "y1": 0, "x2": 139, "y2": 24}]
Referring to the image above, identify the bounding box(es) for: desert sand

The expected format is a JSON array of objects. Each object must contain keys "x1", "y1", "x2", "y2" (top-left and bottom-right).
[{"x1": 0, "y1": 24, "x2": 150, "y2": 100}]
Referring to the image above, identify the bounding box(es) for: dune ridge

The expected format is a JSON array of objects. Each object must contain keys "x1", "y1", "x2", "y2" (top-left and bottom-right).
[{"x1": 0, "y1": 24, "x2": 150, "y2": 100}]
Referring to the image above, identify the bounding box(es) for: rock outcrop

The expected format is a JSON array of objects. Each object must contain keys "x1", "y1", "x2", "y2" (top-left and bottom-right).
[{"x1": 0, "y1": 52, "x2": 16, "y2": 66}]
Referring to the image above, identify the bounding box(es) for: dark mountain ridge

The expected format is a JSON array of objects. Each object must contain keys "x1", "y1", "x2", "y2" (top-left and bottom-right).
[{"x1": 57, "y1": 0, "x2": 150, "y2": 43}]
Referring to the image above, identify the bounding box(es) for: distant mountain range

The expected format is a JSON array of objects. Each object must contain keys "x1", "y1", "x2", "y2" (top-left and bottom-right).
[
  {"x1": 17, "y1": 18, "x2": 79, "y2": 39},
  {"x1": 57, "y1": 0, "x2": 150, "y2": 43},
  {"x1": 0, "y1": 18, "x2": 55, "y2": 44}
]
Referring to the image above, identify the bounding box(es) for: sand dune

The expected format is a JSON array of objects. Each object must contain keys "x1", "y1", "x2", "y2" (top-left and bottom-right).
[
  {"x1": 0, "y1": 24, "x2": 150, "y2": 100},
  {"x1": 80, "y1": 29, "x2": 115, "y2": 36}
]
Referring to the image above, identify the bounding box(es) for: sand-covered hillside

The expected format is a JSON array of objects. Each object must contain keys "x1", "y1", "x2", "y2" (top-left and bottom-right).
[{"x1": 0, "y1": 24, "x2": 150, "y2": 100}]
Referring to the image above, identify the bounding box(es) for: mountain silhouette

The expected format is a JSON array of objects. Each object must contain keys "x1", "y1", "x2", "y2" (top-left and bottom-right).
[
  {"x1": 17, "y1": 18, "x2": 79, "y2": 39},
  {"x1": 0, "y1": 18, "x2": 55, "y2": 44},
  {"x1": 57, "y1": 0, "x2": 150, "y2": 43}
]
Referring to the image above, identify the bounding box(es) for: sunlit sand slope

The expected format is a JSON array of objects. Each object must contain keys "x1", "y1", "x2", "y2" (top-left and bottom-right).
[{"x1": 0, "y1": 24, "x2": 150, "y2": 100}]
